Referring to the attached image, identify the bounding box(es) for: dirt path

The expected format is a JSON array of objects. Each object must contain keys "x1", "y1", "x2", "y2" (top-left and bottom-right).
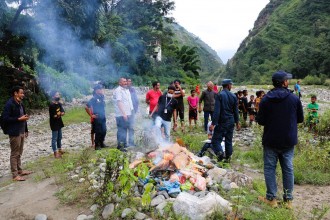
[
  {"x1": 240, "y1": 166, "x2": 330, "y2": 219},
  {"x1": 0, "y1": 176, "x2": 83, "y2": 220}
]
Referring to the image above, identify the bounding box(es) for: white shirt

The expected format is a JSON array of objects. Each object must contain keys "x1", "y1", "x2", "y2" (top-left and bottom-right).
[{"x1": 113, "y1": 86, "x2": 134, "y2": 117}]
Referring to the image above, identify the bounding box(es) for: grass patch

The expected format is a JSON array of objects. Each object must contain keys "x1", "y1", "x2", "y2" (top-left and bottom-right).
[
  {"x1": 25, "y1": 148, "x2": 97, "y2": 206},
  {"x1": 62, "y1": 107, "x2": 90, "y2": 125},
  {"x1": 173, "y1": 127, "x2": 206, "y2": 154}
]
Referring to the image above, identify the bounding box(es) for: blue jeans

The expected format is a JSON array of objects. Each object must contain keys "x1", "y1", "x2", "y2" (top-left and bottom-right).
[
  {"x1": 203, "y1": 111, "x2": 213, "y2": 132},
  {"x1": 116, "y1": 115, "x2": 134, "y2": 147},
  {"x1": 211, "y1": 123, "x2": 234, "y2": 159},
  {"x1": 51, "y1": 129, "x2": 62, "y2": 152},
  {"x1": 263, "y1": 146, "x2": 294, "y2": 201},
  {"x1": 155, "y1": 116, "x2": 171, "y2": 142}
]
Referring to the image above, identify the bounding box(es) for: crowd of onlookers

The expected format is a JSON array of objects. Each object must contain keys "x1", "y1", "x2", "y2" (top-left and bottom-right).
[{"x1": 0, "y1": 72, "x2": 320, "y2": 196}]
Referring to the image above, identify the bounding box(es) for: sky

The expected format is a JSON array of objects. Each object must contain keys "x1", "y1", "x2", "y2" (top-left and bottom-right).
[{"x1": 172, "y1": 0, "x2": 270, "y2": 63}]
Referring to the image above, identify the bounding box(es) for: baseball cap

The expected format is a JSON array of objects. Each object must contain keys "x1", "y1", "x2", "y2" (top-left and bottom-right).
[
  {"x1": 272, "y1": 70, "x2": 292, "y2": 82},
  {"x1": 221, "y1": 79, "x2": 233, "y2": 86},
  {"x1": 93, "y1": 84, "x2": 103, "y2": 91}
]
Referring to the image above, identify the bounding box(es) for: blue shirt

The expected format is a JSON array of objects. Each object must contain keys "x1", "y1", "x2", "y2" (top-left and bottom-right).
[
  {"x1": 212, "y1": 89, "x2": 239, "y2": 126},
  {"x1": 87, "y1": 95, "x2": 106, "y2": 119},
  {"x1": 294, "y1": 83, "x2": 301, "y2": 93}
]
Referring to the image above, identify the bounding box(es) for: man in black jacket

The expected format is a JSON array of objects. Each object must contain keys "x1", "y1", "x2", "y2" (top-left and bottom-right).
[
  {"x1": 2, "y1": 86, "x2": 31, "y2": 181},
  {"x1": 257, "y1": 71, "x2": 304, "y2": 209}
]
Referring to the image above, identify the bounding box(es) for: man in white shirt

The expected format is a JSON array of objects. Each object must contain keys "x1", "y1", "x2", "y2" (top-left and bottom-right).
[{"x1": 113, "y1": 78, "x2": 134, "y2": 151}]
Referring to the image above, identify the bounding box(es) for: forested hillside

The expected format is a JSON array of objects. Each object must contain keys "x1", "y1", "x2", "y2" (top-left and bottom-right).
[
  {"x1": 0, "y1": 0, "x2": 220, "y2": 109},
  {"x1": 224, "y1": 0, "x2": 330, "y2": 84},
  {"x1": 168, "y1": 23, "x2": 223, "y2": 82}
]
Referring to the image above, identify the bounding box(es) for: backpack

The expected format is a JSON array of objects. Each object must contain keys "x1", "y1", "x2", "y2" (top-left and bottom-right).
[{"x1": 0, "y1": 113, "x2": 8, "y2": 134}]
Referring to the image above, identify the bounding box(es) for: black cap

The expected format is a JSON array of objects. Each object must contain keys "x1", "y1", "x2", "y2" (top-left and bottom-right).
[
  {"x1": 272, "y1": 71, "x2": 292, "y2": 82},
  {"x1": 93, "y1": 84, "x2": 103, "y2": 91},
  {"x1": 221, "y1": 79, "x2": 233, "y2": 86}
]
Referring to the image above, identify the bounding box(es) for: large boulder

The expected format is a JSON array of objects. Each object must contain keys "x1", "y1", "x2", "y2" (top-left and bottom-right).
[{"x1": 173, "y1": 192, "x2": 231, "y2": 220}]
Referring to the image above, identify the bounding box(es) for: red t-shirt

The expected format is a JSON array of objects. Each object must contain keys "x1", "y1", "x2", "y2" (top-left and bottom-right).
[
  {"x1": 146, "y1": 89, "x2": 162, "y2": 112},
  {"x1": 187, "y1": 96, "x2": 199, "y2": 110}
]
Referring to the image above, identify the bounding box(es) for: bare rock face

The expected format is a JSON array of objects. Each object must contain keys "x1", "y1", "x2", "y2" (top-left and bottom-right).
[{"x1": 173, "y1": 192, "x2": 231, "y2": 220}]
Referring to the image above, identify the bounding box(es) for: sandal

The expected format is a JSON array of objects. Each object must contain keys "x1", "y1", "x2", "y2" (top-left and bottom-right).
[
  {"x1": 18, "y1": 170, "x2": 33, "y2": 176},
  {"x1": 13, "y1": 176, "x2": 26, "y2": 181}
]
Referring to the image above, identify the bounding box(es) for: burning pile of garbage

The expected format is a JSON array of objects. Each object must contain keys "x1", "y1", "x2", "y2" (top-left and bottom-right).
[{"x1": 129, "y1": 142, "x2": 220, "y2": 197}]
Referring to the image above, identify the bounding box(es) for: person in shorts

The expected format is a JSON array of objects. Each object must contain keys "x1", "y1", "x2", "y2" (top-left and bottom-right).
[{"x1": 187, "y1": 89, "x2": 199, "y2": 129}]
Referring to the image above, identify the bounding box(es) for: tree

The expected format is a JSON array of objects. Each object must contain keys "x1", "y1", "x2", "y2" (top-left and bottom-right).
[{"x1": 175, "y1": 45, "x2": 201, "y2": 78}]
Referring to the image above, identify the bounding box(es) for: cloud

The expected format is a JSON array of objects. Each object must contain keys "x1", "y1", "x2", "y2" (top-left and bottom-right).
[{"x1": 172, "y1": 0, "x2": 269, "y2": 62}]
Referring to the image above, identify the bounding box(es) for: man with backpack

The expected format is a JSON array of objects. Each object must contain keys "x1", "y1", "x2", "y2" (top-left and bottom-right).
[{"x1": 1, "y1": 86, "x2": 32, "y2": 181}]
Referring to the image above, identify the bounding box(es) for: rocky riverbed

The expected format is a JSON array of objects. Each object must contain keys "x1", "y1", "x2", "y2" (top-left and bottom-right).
[{"x1": 0, "y1": 86, "x2": 329, "y2": 220}]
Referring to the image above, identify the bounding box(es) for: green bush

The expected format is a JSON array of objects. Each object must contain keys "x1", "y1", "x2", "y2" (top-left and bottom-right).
[
  {"x1": 317, "y1": 109, "x2": 330, "y2": 136},
  {"x1": 302, "y1": 74, "x2": 327, "y2": 85}
]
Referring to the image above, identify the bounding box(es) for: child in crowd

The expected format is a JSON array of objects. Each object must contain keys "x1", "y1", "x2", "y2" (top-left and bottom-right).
[
  {"x1": 237, "y1": 90, "x2": 244, "y2": 114},
  {"x1": 187, "y1": 89, "x2": 199, "y2": 130},
  {"x1": 242, "y1": 90, "x2": 248, "y2": 122},
  {"x1": 247, "y1": 95, "x2": 256, "y2": 126},
  {"x1": 49, "y1": 91, "x2": 65, "y2": 158},
  {"x1": 255, "y1": 90, "x2": 265, "y2": 113},
  {"x1": 307, "y1": 95, "x2": 319, "y2": 133}
]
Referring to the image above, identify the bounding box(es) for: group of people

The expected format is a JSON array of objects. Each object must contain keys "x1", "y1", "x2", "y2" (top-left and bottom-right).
[
  {"x1": 85, "y1": 78, "x2": 139, "y2": 151},
  {"x1": 0, "y1": 70, "x2": 318, "y2": 211},
  {"x1": 234, "y1": 89, "x2": 265, "y2": 126}
]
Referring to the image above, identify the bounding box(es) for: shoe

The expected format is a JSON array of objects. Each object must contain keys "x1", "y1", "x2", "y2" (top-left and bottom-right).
[
  {"x1": 54, "y1": 151, "x2": 62, "y2": 159},
  {"x1": 101, "y1": 143, "x2": 110, "y2": 148},
  {"x1": 13, "y1": 176, "x2": 26, "y2": 181},
  {"x1": 196, "y1": 151, "x2": 205, "y2": 157},
  {"x1": 58, "y1": 149, "x2": 65, "y2": 154},
  {"x1": 258, "y1": 196, "x2": 278, "y2": 208},
  {"x1": 223, "y1": 157, "x2": 231, "y2": 163},
  {"x1": 216, "y1": 151, "x2": 224, "y2": 162},
  {"x1": 283, "y1": 200, "x2": 293, "y2": 209},
  {"x1": 117, "y1": 146, "x2": 127, "y2": 152},
  {"x1": 18, "y1": 170, "x2": 33, "y2": 176}
]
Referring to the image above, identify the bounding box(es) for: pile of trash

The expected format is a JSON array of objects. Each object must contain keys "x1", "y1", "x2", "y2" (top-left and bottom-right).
[{"x1": 129, "y1": 142, "x2": 218, "y2": 198}]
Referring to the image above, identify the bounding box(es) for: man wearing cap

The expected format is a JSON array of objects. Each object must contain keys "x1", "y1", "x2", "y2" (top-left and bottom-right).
[
  {"x1": 257, "y1": 70, "x2": 303, "y2": 209},
  {"x1": 85, "y1": 84, "x2": 107, "y2": 150},
  {"x1": 209, "y1": 79, "x2": 240, "y2": 162}
]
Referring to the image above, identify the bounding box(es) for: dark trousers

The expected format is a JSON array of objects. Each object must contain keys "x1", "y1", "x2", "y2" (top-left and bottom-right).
[
  {"x1": 203, "y1": 111, "x2": 213, "y2": 131},
  {"x1": 243, "y1": 111, "x2": 248, "y2": 121},
  {"x1": 94, "y1": 118, "x2": 107, "y2": 147},
  {"x1": 211, "y1": 123, "x2": 235, "y2": 159},
  {"x1": 200, "y1": 142, "x2": 218, "y2": 154},
  {"x1": 9, "y1": 134, "x2": 25, "y2": 178},
  {"x1": 116, "y1": 115, "x2": 134, "y2": 147}
]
